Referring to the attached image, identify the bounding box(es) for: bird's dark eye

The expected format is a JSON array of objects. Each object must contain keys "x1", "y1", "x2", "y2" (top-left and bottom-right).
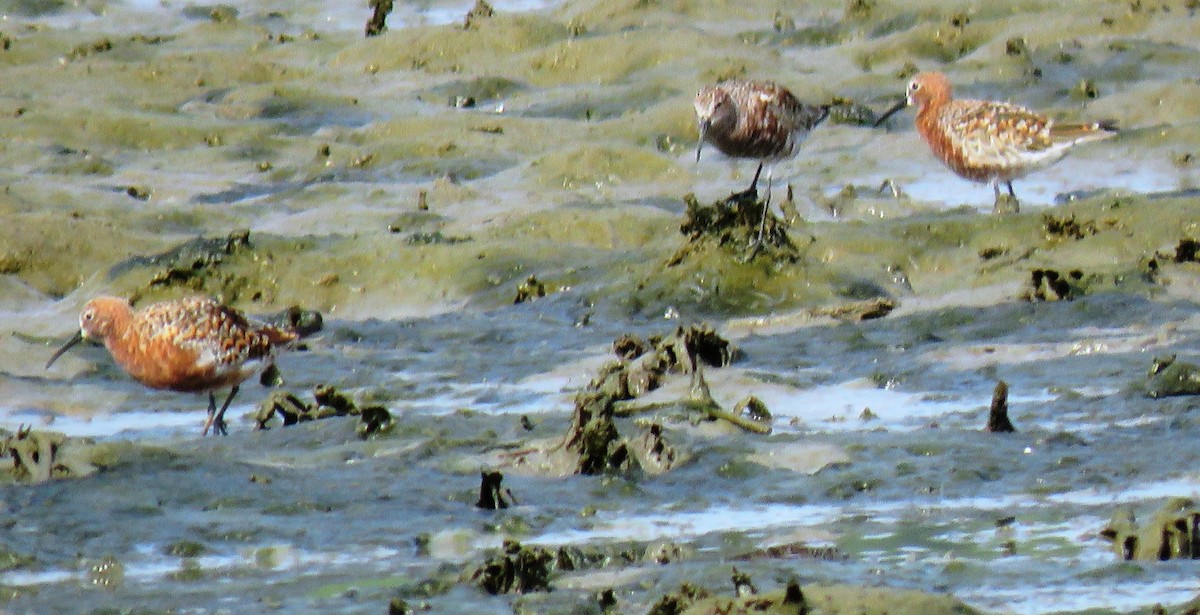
[
  {"x1": 84, "y1": 312, "x2": 93, "y2": 321},
  {"x1": 910, "y1": 82, "x2": 921, "y2": 91}
]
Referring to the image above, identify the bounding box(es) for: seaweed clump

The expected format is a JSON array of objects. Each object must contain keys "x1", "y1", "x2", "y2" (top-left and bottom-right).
[
  {"x1": 562, "y1": 325, "x2": 734, "y2": 476},
  {"x1": 1099, "y1": 498, "x2": 1200, "y2": 561},
  {"x1": 649, "y1": 574, "x2": 808, "y2": 615},
  {"x1": 471, "y1": 539, "x2": 553, "y2": 595},
  {"x1": 649, "y1": 572, "x2": 981, "y2": 614},
  {"x1": 1042, "y1": 213, "x2": 1107, "y2": 240},
  {"x1": 669, "y1": 192, "x2": 800, "y2": 265},
  {"x1": 255, "y1": 385, "x2": 394, "y2": 438},
  {"x1": 1020, "y1": 268, "x2": 1086, "y2": 301},
  {"x1": 1, "y1": 427, "x2": 112, "y2": 483},
  {"x1": 513, "y1": 275, "x2": 547, "y2": 304}
]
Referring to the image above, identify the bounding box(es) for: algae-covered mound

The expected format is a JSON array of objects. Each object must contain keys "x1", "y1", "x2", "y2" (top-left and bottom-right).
[{"x1": 1144, "y1": 355, "x2": 1200, "y2": 399}]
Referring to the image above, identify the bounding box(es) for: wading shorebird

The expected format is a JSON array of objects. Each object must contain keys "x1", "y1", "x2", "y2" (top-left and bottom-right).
[
  {"x1": 45, "y1": 295, "x2": 297, "y2": 436},
  {"x1": 874, "y1": 71, "x2": 1117, "y2": 213},
  {"x1": 694, "y1": 79, "x2": 830, "y2": 245}
]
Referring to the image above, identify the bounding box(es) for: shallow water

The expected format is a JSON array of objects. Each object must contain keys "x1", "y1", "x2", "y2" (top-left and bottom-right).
[{"x1": 3, "y1": 0, "x2": 1200, "y2": 614}]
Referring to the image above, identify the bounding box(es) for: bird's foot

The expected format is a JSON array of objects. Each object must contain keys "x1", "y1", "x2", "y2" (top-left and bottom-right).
[
  {"x1": 739, "y1": 238, "x2": 765, "y2": 264},
  {"x1": 993, "y1": 194, "x2": 1020, "y2": 215},
  {"x1": 877, "y1": 179, "x2": 905, "y2": 198},
  {"x1": 201, "y1": 413, "x2": 228, "y2": 437}
]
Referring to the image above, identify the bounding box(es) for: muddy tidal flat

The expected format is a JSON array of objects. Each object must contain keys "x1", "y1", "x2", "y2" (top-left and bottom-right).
[{"x1": 3, "y1": 0, "x2": 1200, "y2": 613}]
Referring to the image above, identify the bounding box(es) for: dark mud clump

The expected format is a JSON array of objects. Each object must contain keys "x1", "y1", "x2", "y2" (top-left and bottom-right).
[
  {"x1": 1144, "y1": 355, "x2": 1200, "y2": 398},
  {"x1": 265, "y1": 305, "x2": 325, "y2": 338},
  {"x1": 1042, "y1": 213, "x2": 1112, "y2": 240},
  {"x1": 0, "y1": 426, "x2": 116, "y2": 484},
  {"x1": 1100, "y1": 498, "x2": 1200, "y2": 561},
  {"x1": 475, "y1": 470, "x2": 515, "y2": 510},
  {"x1": 1173, "y1": 238, "x2": 1200, "y2": 263},
  {"x1": 365, "y1": 0, "x2": 393, "y2": 37},
  {"x1": 669, "y1": 193, "x2": 799, "y2": 266},
  {"x1": 1020, "y1": 268, "x2": 1087, "y2": 301},
  {"x1": 254, "y1": 385, "x2": 394, "y2": 438},
  {"x1": 985, "y1": 380, "x2": 1016, "y2": 433}
]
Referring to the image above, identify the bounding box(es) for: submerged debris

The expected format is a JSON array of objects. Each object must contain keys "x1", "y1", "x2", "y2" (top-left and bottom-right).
[
  {"x1": 985, "y1": 380, "x2": 1016, "y2": 433},
  {"x1": 732, "y1": 542, "x2": 846, "y2": 562},
  {"x1": 809, "y1": 297, "x2": 896, "y2": 321},
  {"x1": 1145, "y1": 355, "x2": 1200, "y2": 398},
  {"x1": 669, "y1": 192, "x2": 800, "y2": 266},
  {"x1": 254, "y1": 385, "x2": 394, "y2": 437},
  {"x1": 514, "y1": 275, "x2": 547, "y2": 304},
  {"x1": 1100, "y1": 498, "x2": 1200, "y2": 561},
  {"x1": 476, "y1": 470, "x2": 515, "y2": 510},
  {"x1": 471, "y1": 539, "x2": 553, "y2": 595},
  {"x1": 404, "y1": 231, "x2": 472, "y2": 245}
]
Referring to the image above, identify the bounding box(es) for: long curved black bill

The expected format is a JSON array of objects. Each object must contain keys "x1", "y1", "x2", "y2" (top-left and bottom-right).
[
  {"x1": 45, "y1": 330, "x2": 83, "y2": 369},
  {"x1": 695, "y1": 121, "x2": 708, "y2": 162},
  {"x1": 873, "y1": 98, "x2": 908, "y2": 128}
]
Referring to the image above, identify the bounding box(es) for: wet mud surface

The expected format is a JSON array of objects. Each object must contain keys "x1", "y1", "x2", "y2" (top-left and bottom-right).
[{"x1": 3, "y1": 0, "x2": 1200, "y2": 613}]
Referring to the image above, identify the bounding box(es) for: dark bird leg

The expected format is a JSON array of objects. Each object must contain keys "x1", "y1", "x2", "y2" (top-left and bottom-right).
[
  {"x1": 1007, "y1": 181, "x2": 1019, "y2": 211},
  {"x1": 202, "y1": 386, "x2": 238, "y2": 436},
  {"x1": 202, "y1": 393, "x2": 218, "y2": 436},
  {"x1": 731, "y1": 162, "x2": 763, "y2": 202}
]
